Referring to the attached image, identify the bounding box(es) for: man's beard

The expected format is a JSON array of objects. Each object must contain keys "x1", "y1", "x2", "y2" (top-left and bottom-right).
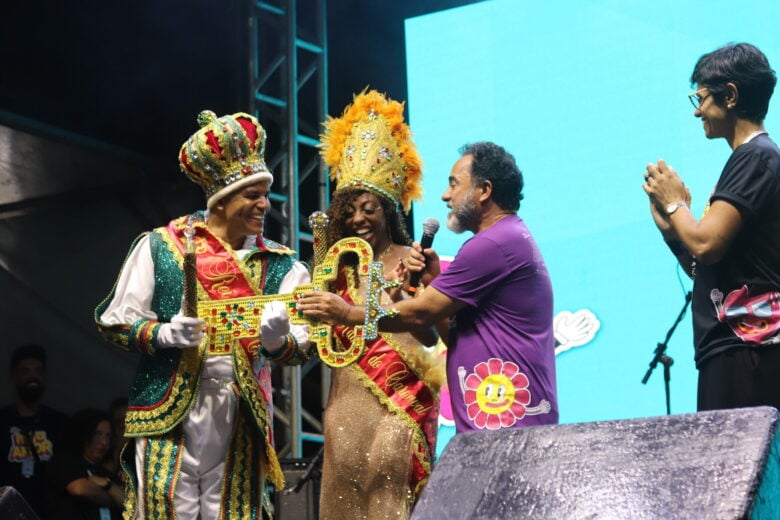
[
  {"x1": 446, "y1": 196, "x2": 479, "y2": 234},
  {"x1": 16, "y1": 382, "x2": 44, "y2": 404}
]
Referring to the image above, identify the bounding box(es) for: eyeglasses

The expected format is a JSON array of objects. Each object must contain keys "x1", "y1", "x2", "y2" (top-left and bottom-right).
[{"x1": 688, "y1": 89, "x2": 710, "y2": 109}]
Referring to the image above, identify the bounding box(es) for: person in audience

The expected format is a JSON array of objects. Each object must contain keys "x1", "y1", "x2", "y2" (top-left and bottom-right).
[
  {"x1": 47, "y1": 408, "x2": 124, "y2": 520},
  {"x1": 0, "y1": 344, "x2": 67, "y2": 519}
]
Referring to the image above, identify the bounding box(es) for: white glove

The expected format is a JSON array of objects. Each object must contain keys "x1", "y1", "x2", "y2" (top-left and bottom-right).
[
  {"x1": 261, "y1": 301, "x2": 291, "y2": 353},
  {"x1": 157, "y1": 314, "x2": 205, "y2": 349}
]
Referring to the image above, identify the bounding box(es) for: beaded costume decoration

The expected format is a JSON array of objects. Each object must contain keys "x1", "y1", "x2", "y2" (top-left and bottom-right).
[
  {"x1": 320, "y1": 89, "x2": 423, "y2": 212},
  {"x1": 178, "y1": 110, "x2": 273, "y2": 209},
  {"x1": 194, "y1": 235, "x2": 395, "y2": 367}
]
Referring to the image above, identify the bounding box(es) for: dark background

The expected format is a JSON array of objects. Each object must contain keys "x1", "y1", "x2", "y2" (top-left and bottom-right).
[
  {"x1": 0, "y1": 0, "x2": 480, "y2": 170},
  {"x1": 0, "y1": 0, "x2": 480, "y2": 422}
]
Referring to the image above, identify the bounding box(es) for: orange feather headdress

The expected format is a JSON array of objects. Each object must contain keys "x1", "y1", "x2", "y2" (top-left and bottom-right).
[{"x1": 320, "y1": 89, "x2": 423, "y2": 213}]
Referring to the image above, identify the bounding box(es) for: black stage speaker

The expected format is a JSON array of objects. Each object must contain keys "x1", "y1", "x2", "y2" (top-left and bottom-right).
[
  {"x1": 274, "y1": 456, "x2": 321, "y2": 520},
  {"x1": 412, "y1": 407, "x2": 780, "y2": 520},
  {"x1": 0, "y1": 486, "x2": 40, "y2": 520}
]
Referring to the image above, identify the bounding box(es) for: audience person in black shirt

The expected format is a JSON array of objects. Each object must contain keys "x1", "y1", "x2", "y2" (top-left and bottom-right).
[
  {"x1": 47, "y1": 408, "x2": 124, "y2": 520},
  {"x1": 0, "y1": 344, "x2": 67, "y2": 519}
]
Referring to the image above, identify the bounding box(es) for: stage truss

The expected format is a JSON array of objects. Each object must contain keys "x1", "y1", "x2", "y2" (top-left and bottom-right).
[{"x1": 247, "y1": 0, "x2": 329, "y2": 459}]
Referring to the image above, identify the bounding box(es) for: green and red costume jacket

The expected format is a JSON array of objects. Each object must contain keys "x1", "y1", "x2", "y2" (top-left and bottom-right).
[{"x1": 95, "y1": 215, "x2": 305, "y2": 489}]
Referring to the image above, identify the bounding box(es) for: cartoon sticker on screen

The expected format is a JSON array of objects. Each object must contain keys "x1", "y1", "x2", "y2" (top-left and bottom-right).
[{"x1": 553, "y1": 308, "x2": 601, "y2": 355}]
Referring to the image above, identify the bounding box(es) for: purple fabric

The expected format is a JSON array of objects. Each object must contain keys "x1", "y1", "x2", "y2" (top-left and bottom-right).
[{"x1": 432, "y1": 215, "x2": 558, "y2": 433}]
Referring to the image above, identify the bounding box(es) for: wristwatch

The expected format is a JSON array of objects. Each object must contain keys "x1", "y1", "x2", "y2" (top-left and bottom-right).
[{"x1": 666, "y1": 201, "x2": 687, "y2": 215}]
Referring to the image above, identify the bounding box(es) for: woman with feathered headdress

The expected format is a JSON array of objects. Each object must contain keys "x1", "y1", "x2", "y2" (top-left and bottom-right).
[{"x1": 316, "y1": 89, "x2": 445, "y2": 519}]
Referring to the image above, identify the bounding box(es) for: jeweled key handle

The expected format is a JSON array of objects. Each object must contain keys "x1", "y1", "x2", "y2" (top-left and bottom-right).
[
  {"x1": 363, "y1": 261, "x2": 402, "y2": 340},
  {"x1": 197, "y1": 237, "x2": 392, "y2": 367}
]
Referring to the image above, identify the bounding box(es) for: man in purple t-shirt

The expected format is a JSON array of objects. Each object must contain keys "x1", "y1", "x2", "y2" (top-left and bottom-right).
[
  {"x1": 300, "y1": 142, "x2": 558, "y2": 433},
  {"x1": 432, "y1": 208, "x2": 557, "y2": 432}
]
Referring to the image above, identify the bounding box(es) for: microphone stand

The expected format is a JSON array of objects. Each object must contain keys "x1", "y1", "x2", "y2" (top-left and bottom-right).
[
  {"x1": 284, "y1": 445, "x2": 324, "y2": 495},
  {"x1": 641, "y1": 291, "x2": 692, "y2": 415}
]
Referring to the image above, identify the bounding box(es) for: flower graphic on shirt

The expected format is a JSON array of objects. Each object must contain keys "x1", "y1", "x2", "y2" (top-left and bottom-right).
[
  {"x1": 459, "y1": 359, "x2": 521, "y2": 429},
  {"x1": 460, "y1": 358, "x2": 551, "y2": 430}
]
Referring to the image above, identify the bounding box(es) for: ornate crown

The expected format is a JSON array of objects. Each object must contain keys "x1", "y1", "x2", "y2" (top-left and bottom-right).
[
  {"x1": 320, "y1": 89, "x2": 423, "y2": 212},
  {"x1": 179, "y1": 110, "x2": 273, "y2": 209}
]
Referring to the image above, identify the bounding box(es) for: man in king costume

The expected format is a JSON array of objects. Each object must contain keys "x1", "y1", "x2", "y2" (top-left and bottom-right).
[{"x1": 95, "y1": 110, "x2": 311, "y2": 519}]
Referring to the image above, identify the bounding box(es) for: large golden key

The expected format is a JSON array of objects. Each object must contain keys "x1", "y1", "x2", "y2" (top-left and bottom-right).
[{"x1": 197, "y1": 237, "x2": 395, "y2": 367}]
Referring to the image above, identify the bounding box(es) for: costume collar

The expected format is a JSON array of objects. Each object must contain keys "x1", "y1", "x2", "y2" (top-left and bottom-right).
[{"x1": 194, "y1": 210, "x2": 294, "y2": 256}]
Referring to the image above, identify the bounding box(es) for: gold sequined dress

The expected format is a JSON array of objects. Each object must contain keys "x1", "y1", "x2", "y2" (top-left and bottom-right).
[{"x1": 319, "y1": 272, "x2": 443, "y2": 520}]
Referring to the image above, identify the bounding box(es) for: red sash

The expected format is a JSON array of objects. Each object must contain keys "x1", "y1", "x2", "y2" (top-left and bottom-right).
[
  {"x1": 333, "y1": 276, "x2": 437, "y2": 492},
  {"x1": 164, "y1": 217, "x2": 285, "y2": 488},
  {"x1": 167, "y1": 218, "x2": 261, "y2": 295},
  {"x1": 165, "y1": 218, "x2": 263, "y2": 356}
]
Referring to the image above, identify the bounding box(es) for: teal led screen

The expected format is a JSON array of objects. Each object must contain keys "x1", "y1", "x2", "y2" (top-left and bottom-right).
[{"x1": 405, "y1": 0, "x2": 780, "y2": 427}]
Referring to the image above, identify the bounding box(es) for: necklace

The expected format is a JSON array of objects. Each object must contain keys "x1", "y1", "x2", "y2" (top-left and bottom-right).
[{"x1": 376, "y1": 243, "x2": 394, "y2": 262}]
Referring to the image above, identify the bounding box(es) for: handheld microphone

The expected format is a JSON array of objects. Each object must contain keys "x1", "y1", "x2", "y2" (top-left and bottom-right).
[{"x1": 407, "y1": 217, "x2": 440, "y2": 294}]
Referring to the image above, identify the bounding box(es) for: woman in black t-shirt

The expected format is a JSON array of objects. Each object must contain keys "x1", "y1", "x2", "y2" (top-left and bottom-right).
[
  {"x1": 47, "y1": 408, "x2": 124, "y2": 520},
  {"x1": 643, "y1": 42, "x2": 780, "y2": 412}
]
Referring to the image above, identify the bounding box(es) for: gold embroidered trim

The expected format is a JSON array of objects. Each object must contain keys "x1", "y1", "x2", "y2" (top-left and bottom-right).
[
  {"x1": 338, "y1": 270, "x2": 437, "y2": 492},
  {"x1": 339, "y1": 336, "x2": 434, "y2": 485},
  {"x1": 219, "y1": 392, "x2": 268, "y2": 518},
  {"x1": 141, "y1": 431, "x2": 184, "y2": 519},
  {"x1": 345, "y1": 267, "x2": 438, "y2": 391},
  {"x1": 125, "y1": 352, "x2": 204, "y2": 436},
  {"x1": 232, "y1": 341, "x2": 283, "y2": 490}
]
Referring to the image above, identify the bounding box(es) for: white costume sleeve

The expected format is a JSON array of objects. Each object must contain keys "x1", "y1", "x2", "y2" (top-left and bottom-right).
[
  {"x1": 277, "y1": 261, "x2": 311, "y2": 347},
  {"x1": 99, "y1": 234, "x2": 159, "y2": 325}
]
